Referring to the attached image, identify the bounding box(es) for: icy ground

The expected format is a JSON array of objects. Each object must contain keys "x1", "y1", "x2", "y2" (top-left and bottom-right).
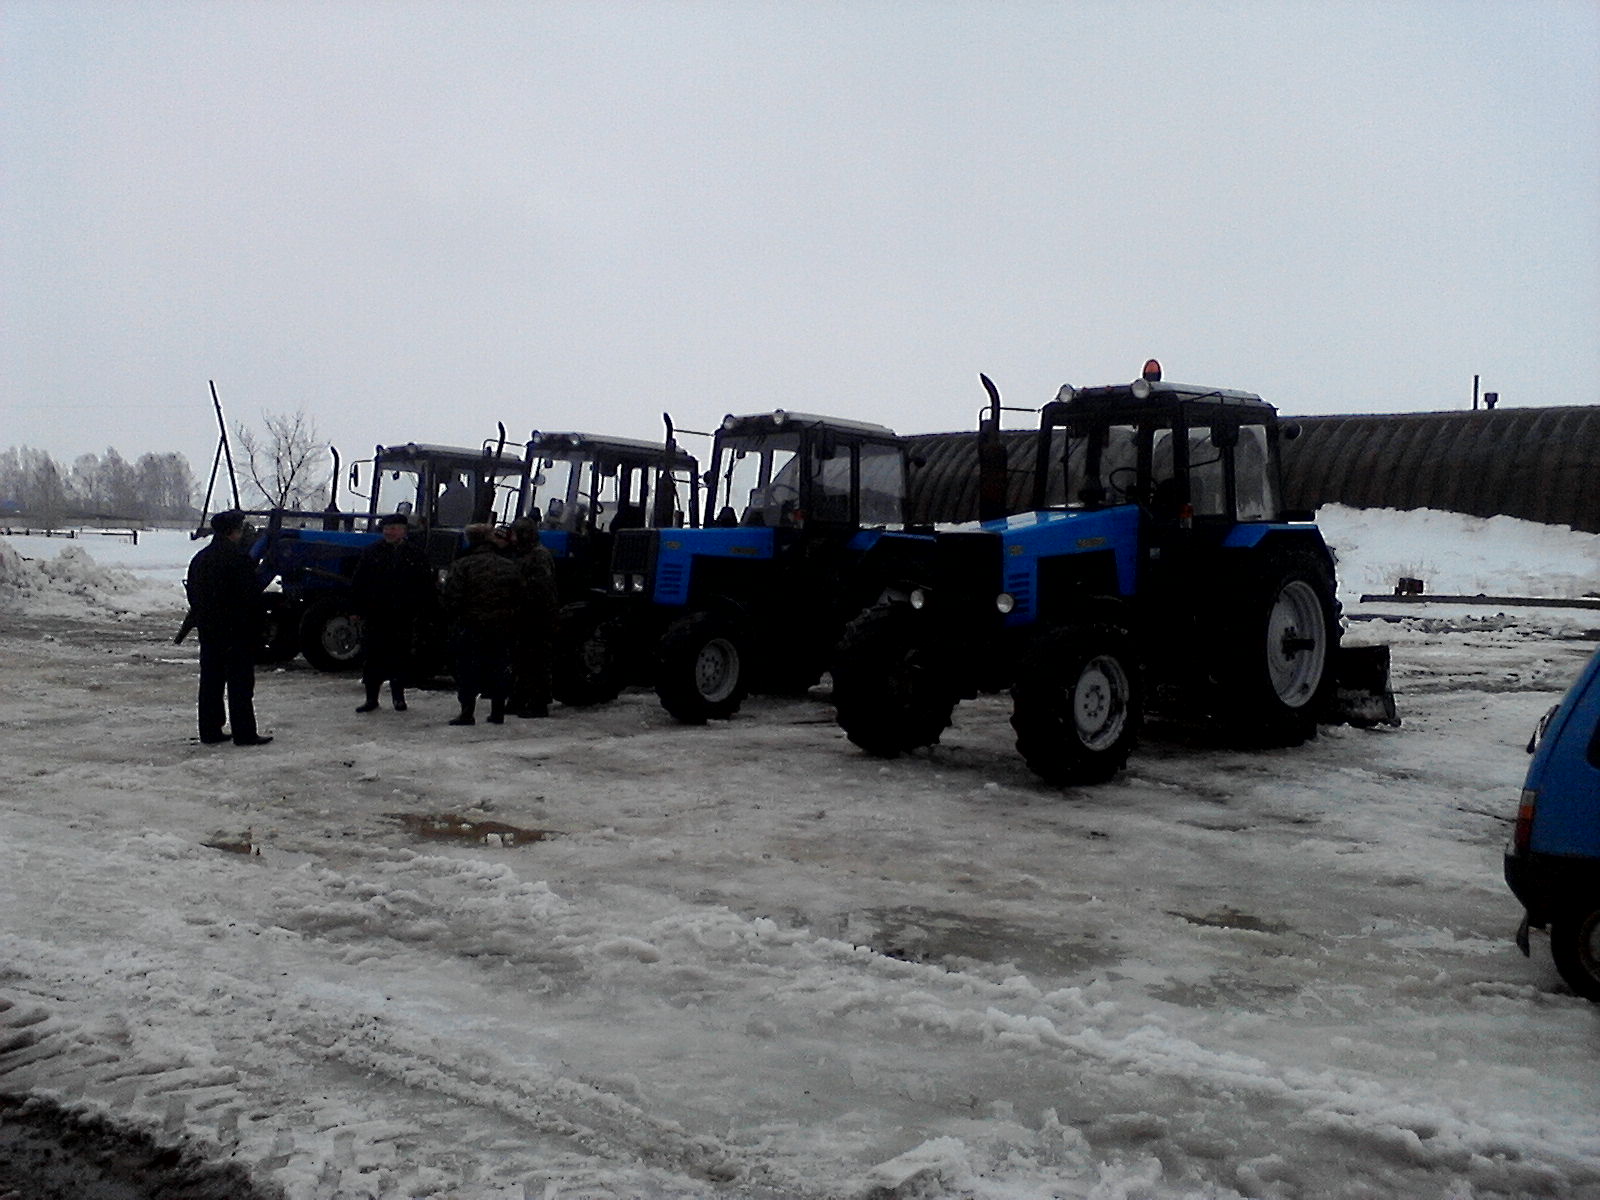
[{"x1": 1, "y1": 510, "x2": 1598, "y2": 1200}]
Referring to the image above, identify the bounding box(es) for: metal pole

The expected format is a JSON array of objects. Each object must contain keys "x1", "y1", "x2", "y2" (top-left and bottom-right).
[
  {"x1": 1473, "y1": 373, "x2": 1480, "y2": 411},
  {"x1": 209, "y1": 380, "x2": 241, "y2": 509}
]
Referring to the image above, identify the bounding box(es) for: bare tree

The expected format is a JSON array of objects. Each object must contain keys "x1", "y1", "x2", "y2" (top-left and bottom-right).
[{"x1": 235, "y1": 409, "x2": 328, "y2": 511}]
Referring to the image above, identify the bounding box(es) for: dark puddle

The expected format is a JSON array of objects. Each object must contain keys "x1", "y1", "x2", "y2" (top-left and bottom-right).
[{"x1": 389, "y1": 812, "x2": 556, "y2": 847}]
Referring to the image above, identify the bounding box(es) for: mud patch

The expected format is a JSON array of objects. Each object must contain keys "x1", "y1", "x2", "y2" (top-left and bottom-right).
[
  {"x1": 836, "y1": 906, "x2": 1121, "y2": 977},
  {"x1": 389, "y1": 812, "x2": 556, "y2": 847}
]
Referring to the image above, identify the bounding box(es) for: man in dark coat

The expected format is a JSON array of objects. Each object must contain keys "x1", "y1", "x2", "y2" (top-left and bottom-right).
[
  {"x1": 351, "y1": 513, "x2": 436, "y2": 714},
  {"x1": 441, "y1": 523, "x2": 525, "y2": 725},
  {"x1": 506, "y1": 516, "x2": 560, "y2": 718},
  {"x1": 186, "y1": 510, "x2": 271, "y2": 746}
]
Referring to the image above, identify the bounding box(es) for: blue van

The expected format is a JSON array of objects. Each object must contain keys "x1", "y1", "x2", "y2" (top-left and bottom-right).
[{"x1": 1505, "y1": 646, "x2": 1600, "y2": 1000}]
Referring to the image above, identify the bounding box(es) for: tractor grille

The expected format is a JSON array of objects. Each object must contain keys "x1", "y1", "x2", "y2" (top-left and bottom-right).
[{"x1": 611, "y1": 529, "x2": 656, "y2": 574}]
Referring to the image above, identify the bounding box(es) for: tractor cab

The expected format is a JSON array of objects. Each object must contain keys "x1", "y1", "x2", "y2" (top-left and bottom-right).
[
  {"x1": 357, "y1": 441, "x2": 532, "y2": 568},
  {"x1": 704, "y1": 411, "x2": 905, "y2": 532},
  {"x1": 1039, "y1": 360, "x2": 1293, "y2": 527},
  {"x1": 524, "y1": 431, "x2": 699, "y2": 598}
]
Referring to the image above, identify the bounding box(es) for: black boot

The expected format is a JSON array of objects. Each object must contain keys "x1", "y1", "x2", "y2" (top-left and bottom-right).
[
  {"x1": 356, "y1": 684, "x2": 380, "y2": 714},
  {"x1": 392, "y1": 684, "x2": 407, "y2": 712},
  {"x1": 487, "y1": 697, "x2": 507, "y2": 725},
  {"x1": 449, "y1": 701, "x2": 476, "y2": 726}
]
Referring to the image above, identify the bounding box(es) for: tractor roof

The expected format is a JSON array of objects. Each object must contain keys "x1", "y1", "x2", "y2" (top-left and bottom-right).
[
  {"x1": 528, "y1": 431, "x2": 697, "y2": 469},
  {"x1": 375, "y1": 442, "x2": 522, "y2": 469},
  {"x1": 719, "y1": 410, "x2": 901, "y2": 441},
  {"x1": 1044, "y1": 379, "x2": 1278, "y2": 427}
]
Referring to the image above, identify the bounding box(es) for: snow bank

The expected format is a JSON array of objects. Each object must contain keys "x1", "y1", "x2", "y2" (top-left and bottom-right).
[
  {"x1": 0, "y1": 535, "x2": 185, "y2": 617},
  {"x1": 1318, "y1": 505, "x2": 1600, "y2": 601}
]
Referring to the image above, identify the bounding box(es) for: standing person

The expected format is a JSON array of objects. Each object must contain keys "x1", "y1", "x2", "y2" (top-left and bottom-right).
[
  {"x1": 186, "y1": 510, "x2": 272, "y2": 747},
  {"x1": 441, "y1": 523, "x2": 524, "y2": 726},
  {"x1": 506, "y1": 515, "x2": 560, "y2": 718},
  {"x1": 351, "y1": 513, "x2": 435, "y2": 714}
]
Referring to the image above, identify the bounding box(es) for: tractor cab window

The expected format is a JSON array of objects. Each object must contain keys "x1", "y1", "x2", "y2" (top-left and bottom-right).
[
  {"x1": 858, "y1": 440, "x2": 905, "y2": 527},
  {"x1": 1233, "y1": 424, "x2": 1278, "y2": 521},
  {"x1": 372, "y1": 465, "x2": 424, "y2": 527},
  {"x1": 433, "y1": 471, "x2": 475, "y2": 527},
  {"x1": 808, "y1": 442, "x2": 851, "y2": 524},
  {"x1": 1150, "y1": 428, "x2": 1225, "y2": 518},
  {"x1": 1065, "y1": 424, "x2": 1139, "y2": 508},
  {"x1": 532, "y1": 457, "x2": 583, "y2": 531},
  {"x1": 714, "y1": 433, "x2": 801, "y2": 528}
]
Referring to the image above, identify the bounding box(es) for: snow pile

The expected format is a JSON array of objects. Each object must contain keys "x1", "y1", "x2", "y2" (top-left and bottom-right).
[
  {"x1": 1318, "y1": 504, "x2": 1600, "y2": 601},
  {"x1": 0, "y1": 536, "x2": 180, "y2": 617}
]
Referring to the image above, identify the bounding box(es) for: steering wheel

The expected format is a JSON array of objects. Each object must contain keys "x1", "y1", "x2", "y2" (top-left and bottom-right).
[{"x1": 1107, "y1": 466, "x2": 1140, "y2": 503}]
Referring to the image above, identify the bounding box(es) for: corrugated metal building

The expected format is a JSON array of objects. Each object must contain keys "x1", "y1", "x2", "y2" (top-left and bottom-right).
[{"x1": 905, "y1": 406, "x2": 1600, "y2": 534}]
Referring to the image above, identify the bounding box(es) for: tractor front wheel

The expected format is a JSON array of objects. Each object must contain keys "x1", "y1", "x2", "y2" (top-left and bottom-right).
[
  {"x1": 655, "y1": 612, "x2": 748, "y2": 723},
  {"x1": 832, "y1": 604, "x2": 957, "y2": 756},
  {"x1": 551, "y1": 603, "x2": 625, "y2": 707},
  {"x1": 1011, "y1": 623, "x2": 1141, "y2": 786},
  {"x1": 301, "y1": 602, "x2": 365, "y2": 672}
]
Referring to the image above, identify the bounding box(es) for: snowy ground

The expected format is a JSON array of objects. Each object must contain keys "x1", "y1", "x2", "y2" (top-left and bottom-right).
[{"x1": 1, "y1": 509, "x2": 1598, "y2": 1200}]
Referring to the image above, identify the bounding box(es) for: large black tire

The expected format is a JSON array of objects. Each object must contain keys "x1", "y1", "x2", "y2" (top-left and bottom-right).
[
  {"x1": 256, "y1": 593, "x2": 300, "y2": 664},
  {"x1": 655, "y1": 611, "x2": 748, "y2": 724},
  {"x1": 300, "y1": 602, "x2": 365, "y2": 672},
  {"x1": 1213, "y1": 554, "x2": 1339, "y2": 747},
  {"x1": 832, "y1": 604, "x2": 957, "y2": 757},
  {"x1": 1011, "y1": 623, "x2": 1141, "y2": 786},
  {"x1": 1551, "y1": 905, "x2": 1600, "y2": 1002},
  {"x1": 551, "y1": 603, "x2": 625, "y2": 707}
]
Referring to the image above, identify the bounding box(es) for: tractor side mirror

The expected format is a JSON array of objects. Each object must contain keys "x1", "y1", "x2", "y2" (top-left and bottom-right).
[
  {"x1": 1281, "y1": 422, "x2": 1302, "y2": 441},
  {"x1": 1210, "y1": 424, "x2": 1239, "y2": 449}
]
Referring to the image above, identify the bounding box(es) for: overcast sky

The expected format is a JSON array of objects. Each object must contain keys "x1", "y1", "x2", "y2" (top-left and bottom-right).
[{"x1": 3, "y1": 0, "x2": 1597, "y2": 490}]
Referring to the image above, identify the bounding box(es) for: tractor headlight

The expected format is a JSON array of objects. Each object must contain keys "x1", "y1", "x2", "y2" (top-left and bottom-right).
[
  {"x1": 611, "y1": 572, "x2": 627, "y2": 593},
  {"x1": 909, "y1": 588, "x2": 929, "y2": 610},
  {"x1": 996, "y1": 592, "x2": 1016, "y2": 614},
  {"x1": 630, "y1": 573, "x2": 647, "y2": 594}
]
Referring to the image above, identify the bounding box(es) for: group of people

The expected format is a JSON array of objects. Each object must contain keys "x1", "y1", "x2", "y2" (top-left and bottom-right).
[
  {"x1": 185, "y1": 510, "x2": 561, "y2": 744},
  {"x1": 433, "y1": 517, "x2": 560, "y2": 725}
]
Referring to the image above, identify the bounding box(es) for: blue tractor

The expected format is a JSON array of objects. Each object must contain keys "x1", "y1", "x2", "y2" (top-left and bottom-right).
[
  {"x1": 224, "y1": 431, "x2": 696, "y2": 680},
  {"x1": 599, "y1": 410, "x2": 928, "y2": 723},
  {"x1": 249, "y1": 439, "x2": 533, "y2": 670},
  {"x1": 830, "y1": 361, "x2": 1397, "y2": 784}
]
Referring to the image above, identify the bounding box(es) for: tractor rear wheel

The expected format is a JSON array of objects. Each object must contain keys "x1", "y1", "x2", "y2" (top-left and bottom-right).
[
  {"x1": 1011, "y1": 623, "x2": 1140, "y2": 785},
  {"x1": 1215, "y1": 557, "x2": 1337, "y2": 746},
  {"x1": 301, "y1": 602, "x2": 365, "y2": 672},
  {"x1": 832, "y1": 604, "x2": 957, "y2": 756},
  {"x1": 655, "y1": 611, "x2": 748, "y2": 723}
]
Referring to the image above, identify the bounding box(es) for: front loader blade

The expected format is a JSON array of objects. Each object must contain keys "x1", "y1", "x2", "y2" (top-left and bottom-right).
[{"x1": 1323, "y1": 643, "x2": 1400, "y2": 728}]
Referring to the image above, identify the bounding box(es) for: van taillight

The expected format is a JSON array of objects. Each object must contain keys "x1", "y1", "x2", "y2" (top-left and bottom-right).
[{"x1": 1513, "y1": 788, "x2": 1537, "y2": 854}]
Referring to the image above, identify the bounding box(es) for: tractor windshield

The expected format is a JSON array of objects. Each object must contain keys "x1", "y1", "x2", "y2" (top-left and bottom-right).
[
  {"x1": 711, "y1": 433, "x2": 801, "y2": 527},
  {"x1": 530, "y1": 453, "x2": 651, "y2": 534},
  {"x1": 372, "y1": 464, "x2": 425, "y2": 524},
  {"x1": 1060, "y1": 418, "x2": 1280, "y2": 521}
]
